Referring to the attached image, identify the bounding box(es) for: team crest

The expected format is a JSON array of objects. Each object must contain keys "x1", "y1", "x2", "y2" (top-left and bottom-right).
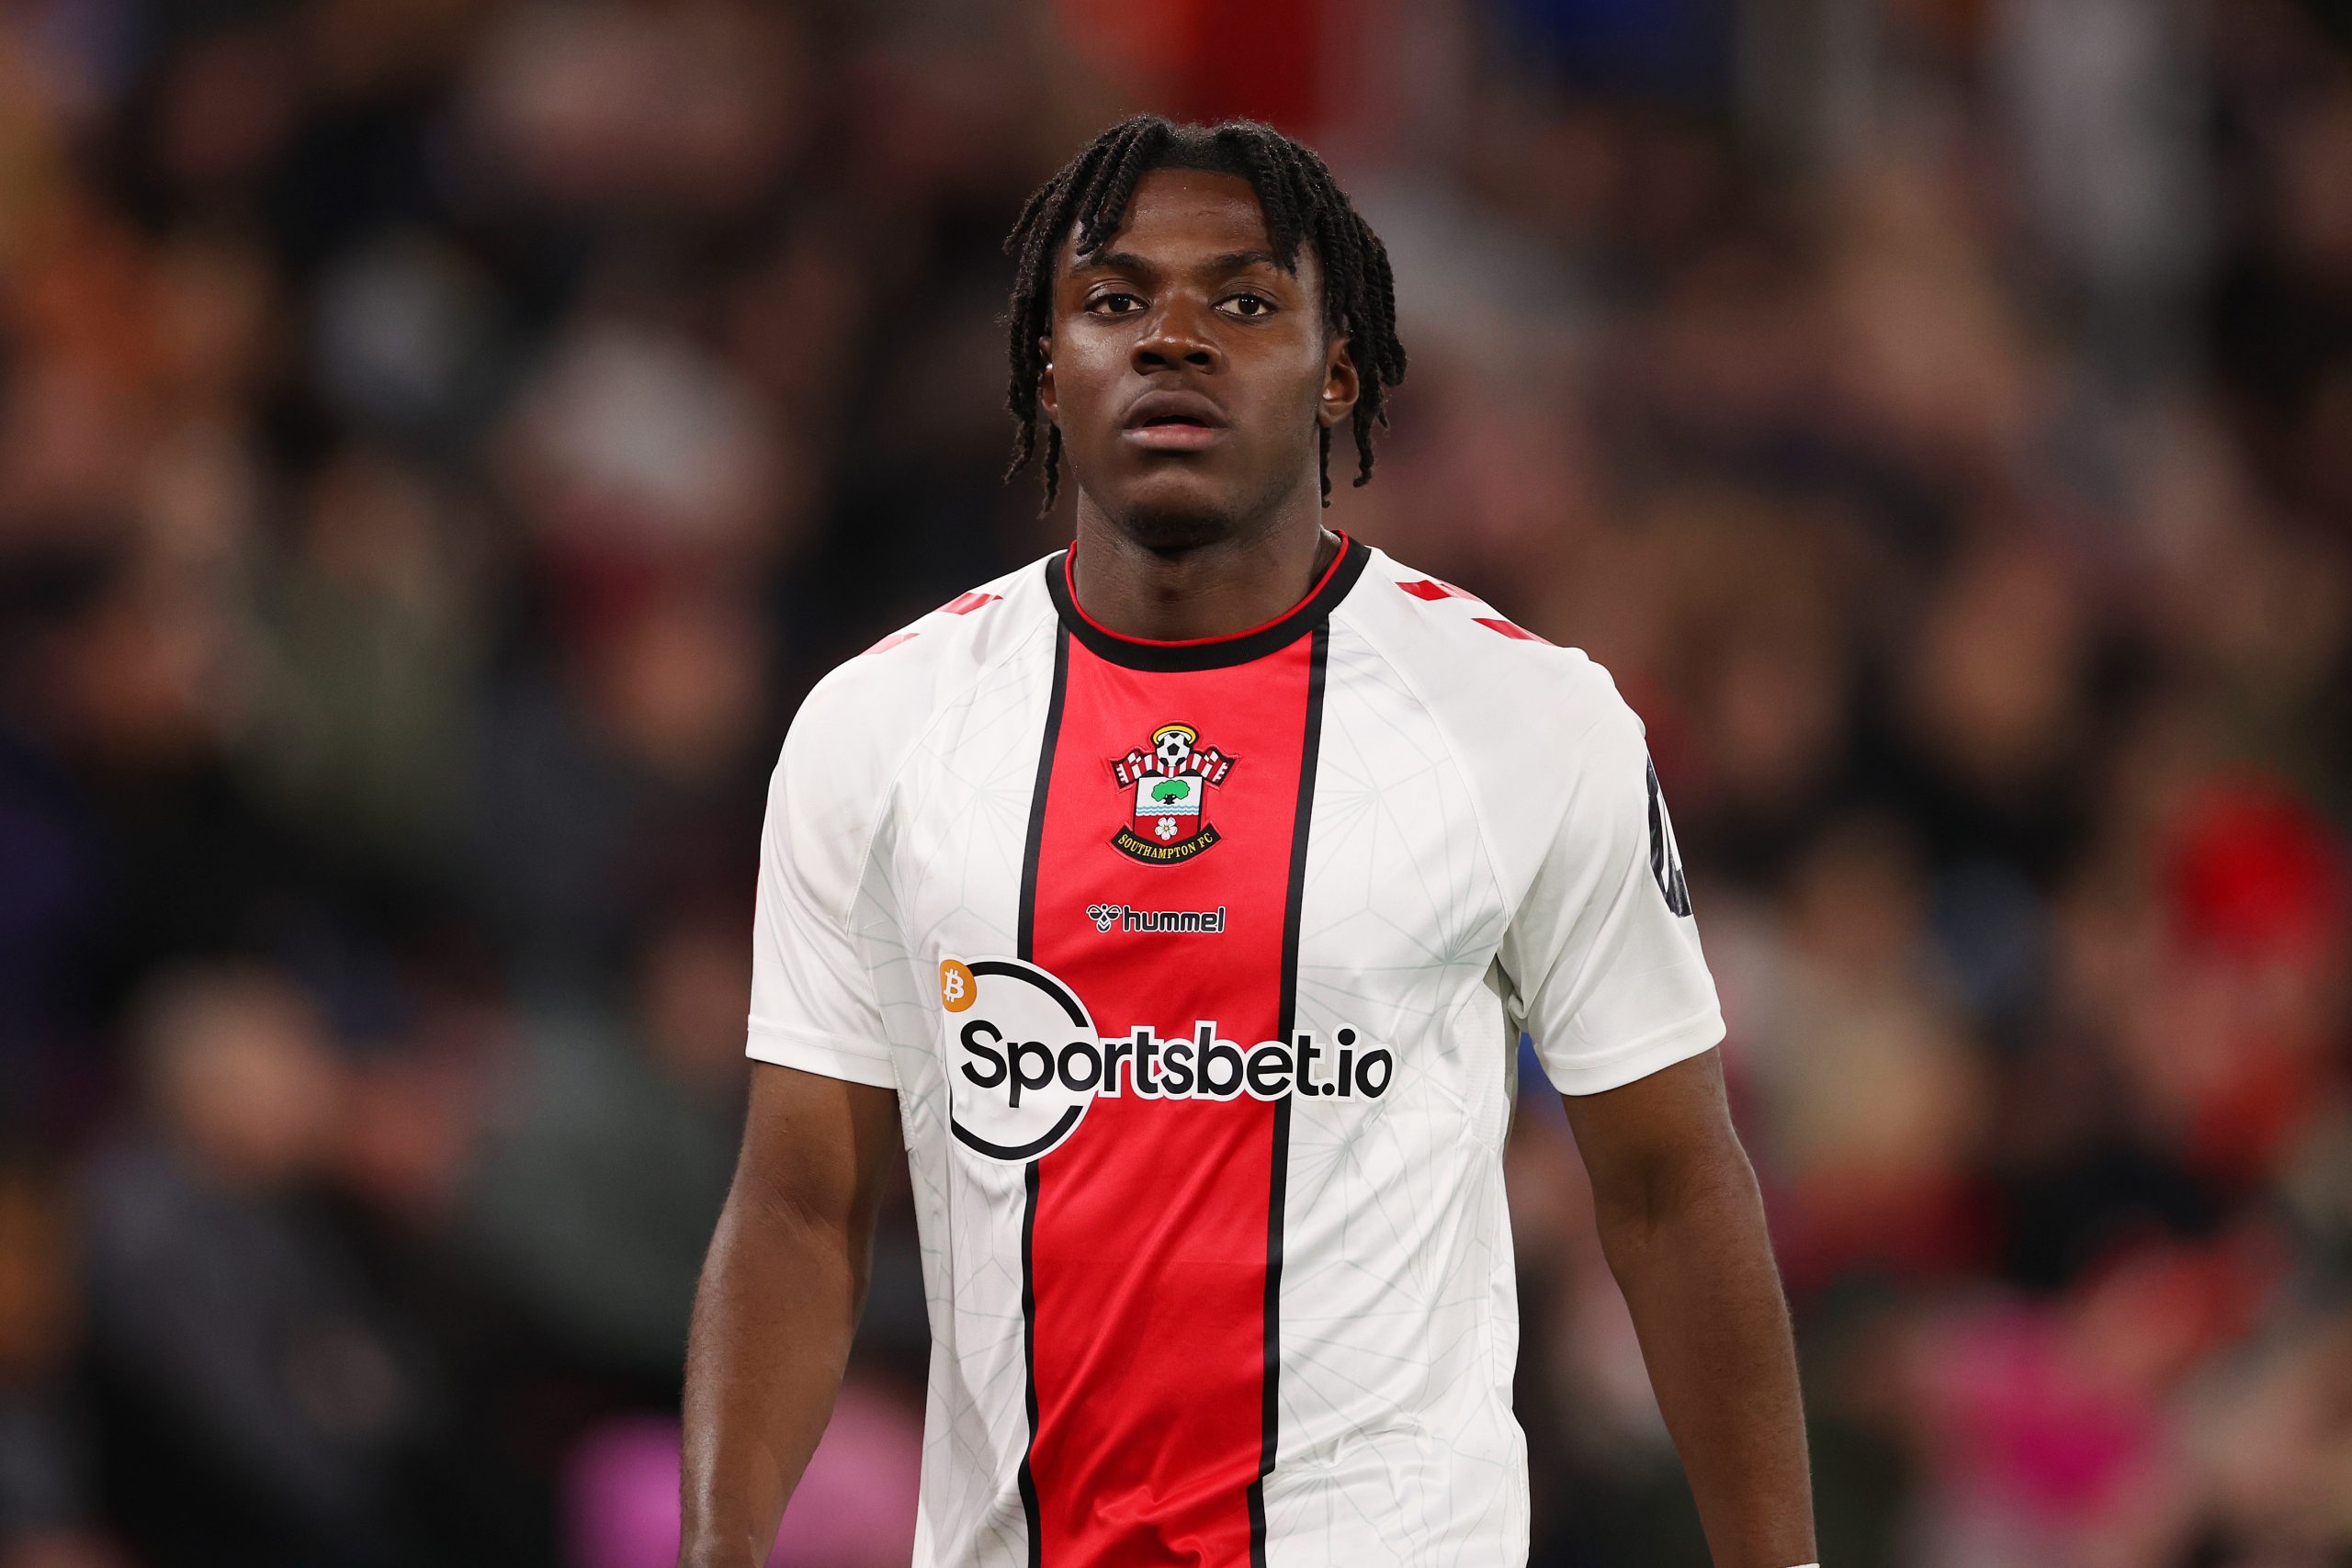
[{"x1": 1107, "y1": 723, "x2": 1235, "y2": 864}]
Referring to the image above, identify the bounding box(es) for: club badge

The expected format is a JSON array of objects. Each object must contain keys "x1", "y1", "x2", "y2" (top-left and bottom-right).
[{"x1": 1107, "y1": 722, "x2": 1235, "y2": 864}]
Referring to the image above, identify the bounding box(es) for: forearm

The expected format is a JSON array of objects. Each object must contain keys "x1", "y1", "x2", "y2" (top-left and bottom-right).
[
  {"x1": 1593, "y1": 1145, "x2": 1815, "y2": 1568},
  {"x1": 676, "y1": 1189, "x2": 870, "y2": 1568}
]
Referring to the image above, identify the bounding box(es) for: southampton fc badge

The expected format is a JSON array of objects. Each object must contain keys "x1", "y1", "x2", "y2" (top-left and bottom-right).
[{"x1": 1106, "y1": 723, "x2": 1236, "y2": 864}]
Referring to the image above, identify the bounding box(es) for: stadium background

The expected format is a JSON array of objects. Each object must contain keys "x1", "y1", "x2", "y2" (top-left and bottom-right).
[{"x1": 6, "y1": 0, "x2": 2352, "y2": 1564}]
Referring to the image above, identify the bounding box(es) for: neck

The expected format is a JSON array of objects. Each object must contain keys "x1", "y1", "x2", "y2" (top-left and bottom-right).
[{"x1": 1068, "y1": 498, "x2": 1340, "y2": 643}]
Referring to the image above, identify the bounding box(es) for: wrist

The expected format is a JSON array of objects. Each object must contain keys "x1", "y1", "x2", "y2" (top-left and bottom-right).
[{"x1": 676, "y1": 1538, "x2": 763, "y2": 1568}]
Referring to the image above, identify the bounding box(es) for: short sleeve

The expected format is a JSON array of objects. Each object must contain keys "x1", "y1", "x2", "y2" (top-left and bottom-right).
[
  {"x1": 1500, "y1": 696, "x2": 1724, "y2": 1096},
  {"x1": 744, "y1": 687, "x2": 897, "y2": 1089}
]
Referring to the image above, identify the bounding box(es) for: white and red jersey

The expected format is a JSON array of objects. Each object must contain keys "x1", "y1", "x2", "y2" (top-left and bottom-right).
[{"x1": 747, "y1": 535, "x2": 1723, "y2": 1568}]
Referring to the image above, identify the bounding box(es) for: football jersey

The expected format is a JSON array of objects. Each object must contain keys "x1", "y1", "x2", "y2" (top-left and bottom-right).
[{"x1": 747, "y1": 534, "x2": 1724, "y2": 1568}]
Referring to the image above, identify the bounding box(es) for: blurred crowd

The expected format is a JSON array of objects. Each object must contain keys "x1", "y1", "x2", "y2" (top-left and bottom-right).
[{"x1": 4, "y1": 0, "x2": 2352, "y2": 1565}]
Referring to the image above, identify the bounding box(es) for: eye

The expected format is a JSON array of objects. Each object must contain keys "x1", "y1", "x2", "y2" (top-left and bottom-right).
[
  {"x1": 1087, "y1": 291, "x2": 1145, "y2": 315},
  {"x1": 1223, "y1": 292, "x2": 1275, "y2": 318}
]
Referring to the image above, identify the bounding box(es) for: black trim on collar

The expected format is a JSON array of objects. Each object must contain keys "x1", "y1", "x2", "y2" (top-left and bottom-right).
[{"x1": 1045, "y1": 534, "x2": 1370, "y2": 671}]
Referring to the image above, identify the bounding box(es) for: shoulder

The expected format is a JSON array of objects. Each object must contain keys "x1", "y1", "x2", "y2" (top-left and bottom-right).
[
  {"x1": 1336, "y1": 544, "x2": 1641, "y2": 773},
  {"x1": 777, "y1": 556, "x2": 1057, "y2": 795}
]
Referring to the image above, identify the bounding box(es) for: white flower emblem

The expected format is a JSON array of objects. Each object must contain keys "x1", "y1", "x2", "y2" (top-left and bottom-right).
[{"x1": 1155, "y1": 816, "x2": 1181, "y2": 840}]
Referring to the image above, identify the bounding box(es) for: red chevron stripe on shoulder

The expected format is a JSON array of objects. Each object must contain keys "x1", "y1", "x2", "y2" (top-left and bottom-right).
[
  {"x1": 1396, "y1": 578, "x2": 1471, "y2": 602},
  {"x1": 1474, "y1": 616, "x2": 1546, "y2": 643}
]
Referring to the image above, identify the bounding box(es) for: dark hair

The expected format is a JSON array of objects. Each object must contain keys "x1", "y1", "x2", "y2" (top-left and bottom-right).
[{"x1": 1000, "y1": 114, "x2": 1408, "y2": 513}]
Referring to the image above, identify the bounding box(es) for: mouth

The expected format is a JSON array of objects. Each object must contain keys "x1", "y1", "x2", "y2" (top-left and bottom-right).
[
  {"x1": 1121, "y1": 391, "x2": 1228, "y2": 452},
  {"x1": 1123, "y1": 416, "x2": 1225, "y2": 452}
]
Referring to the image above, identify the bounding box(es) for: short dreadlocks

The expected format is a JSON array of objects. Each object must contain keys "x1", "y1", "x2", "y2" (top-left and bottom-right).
[{"x1": 1001, "y1": 115, "x2": 1408, "y2": 513}]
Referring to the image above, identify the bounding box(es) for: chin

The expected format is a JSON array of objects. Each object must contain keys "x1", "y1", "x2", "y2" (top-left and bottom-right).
[
  {"x1": 1101, "y1": 474, "x2": 1253, "y2": 554},
  {"x1": 1115, "y1": 509, "x2": 1237, "y2": 555}
]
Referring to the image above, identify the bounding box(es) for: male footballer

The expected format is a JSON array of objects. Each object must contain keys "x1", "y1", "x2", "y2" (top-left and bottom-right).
[{"x1": 679, "y1": 114, "x2": 1816, "y2": 1568}]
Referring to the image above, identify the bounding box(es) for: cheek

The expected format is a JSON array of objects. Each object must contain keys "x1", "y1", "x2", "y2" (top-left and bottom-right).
[
  {"x1": 1047, "y1": 348, "x2": 1122, "y2": 425},
  {"x1": 1237, "y1": 362, "x2": 1331, "y2": 433}
]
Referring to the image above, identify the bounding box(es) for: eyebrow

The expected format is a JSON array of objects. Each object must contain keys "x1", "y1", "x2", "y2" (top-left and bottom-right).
[{"x1": 1074, "y1": 248, "x2": 1291, "y2": 278}]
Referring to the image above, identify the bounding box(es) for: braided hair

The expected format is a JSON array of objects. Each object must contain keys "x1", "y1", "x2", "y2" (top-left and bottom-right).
[{"x1": 1001, "y1": 115, "x2": 1408, "y2": 513}]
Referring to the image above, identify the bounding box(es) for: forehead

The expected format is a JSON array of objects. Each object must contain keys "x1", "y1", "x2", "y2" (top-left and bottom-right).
[{"x1": 1055, "y1": 165, "x2": 1310, "y2": 280}]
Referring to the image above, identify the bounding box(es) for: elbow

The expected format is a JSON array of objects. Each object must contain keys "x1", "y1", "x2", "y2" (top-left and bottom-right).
[
  {"x1": 744, "y1": 1181, "x2": 876, "y2": 1309},
  {"x1": 1592, "y1": 1135, "x2": 1760, "y2": 1248}
]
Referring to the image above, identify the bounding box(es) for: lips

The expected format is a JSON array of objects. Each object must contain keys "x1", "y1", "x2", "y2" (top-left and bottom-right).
[{"x1": 1121, "y1": 389, "x2": 1228, "y2": 451}]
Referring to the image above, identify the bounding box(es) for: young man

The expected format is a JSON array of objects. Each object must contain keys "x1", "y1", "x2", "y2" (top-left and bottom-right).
[{"x1": 679, "y1": 116, "x2": 1817, "y2": 1568}]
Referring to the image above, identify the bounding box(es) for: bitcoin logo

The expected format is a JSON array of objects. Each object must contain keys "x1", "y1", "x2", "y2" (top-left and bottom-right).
[{"x1": 940, "y1": 958, "x2": 977, "y2": 1012}]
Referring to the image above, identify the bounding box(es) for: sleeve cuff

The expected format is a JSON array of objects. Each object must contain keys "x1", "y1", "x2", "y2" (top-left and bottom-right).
[
  {"x1": 745, "y1": 1018, "x2": 897, "y2": 1089},
  {"x1": 1534, "y1": 1006, "x2": 1726, "y2": 1096}
]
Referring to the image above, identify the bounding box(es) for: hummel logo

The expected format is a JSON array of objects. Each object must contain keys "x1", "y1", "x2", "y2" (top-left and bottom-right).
[{"x1": 1084, "y1": 903, "x2": 1227, "y2": 935}]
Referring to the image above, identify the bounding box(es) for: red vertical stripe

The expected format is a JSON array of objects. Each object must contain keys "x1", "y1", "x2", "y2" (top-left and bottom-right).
[{"x1": 1023, "y1": 636, "x2": 1313, "y2": 1566}]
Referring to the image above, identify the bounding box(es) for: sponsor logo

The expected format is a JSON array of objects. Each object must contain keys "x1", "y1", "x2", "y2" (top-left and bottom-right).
[
  {"x1": 1107, "y1": 722, "x2": 1234, "y2": 864},
  {"x1": 1084, "y1": 903, "x2": 1227, "y2": 934},
  {"x1": 1645, "y1": 756, "x2": 1691, "y2": 917},
  {"x1": 938, "y1": 957, "x2": 1391, "y2": 1162}
]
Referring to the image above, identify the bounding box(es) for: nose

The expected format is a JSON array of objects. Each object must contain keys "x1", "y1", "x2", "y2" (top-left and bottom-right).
[{"x1": 1131, "y1": 295, "x2": 1220, "y2": 376}]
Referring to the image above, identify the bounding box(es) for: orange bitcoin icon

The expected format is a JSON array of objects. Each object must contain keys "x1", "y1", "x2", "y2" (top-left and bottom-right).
[{"x1": 940, "y1": 959, "x2": 977, "y2": 1012}]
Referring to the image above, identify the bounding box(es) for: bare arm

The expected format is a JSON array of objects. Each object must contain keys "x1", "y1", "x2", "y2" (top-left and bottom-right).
[
  {"x1": 1559, "y1": 1048, "x2": 1815, "y2": 1568},
  {"x1": 678, "y1": 1062, "x2": 902, "y2": 1568}
]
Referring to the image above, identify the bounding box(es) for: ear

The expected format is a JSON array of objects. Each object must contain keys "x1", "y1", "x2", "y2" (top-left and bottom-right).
[
  {"x1": 1036, "y1": 334, "x2": 1058, "y2": 425},
  {"x1": 1317, "y1": 333, "x2": 1359, "y2": 429}
]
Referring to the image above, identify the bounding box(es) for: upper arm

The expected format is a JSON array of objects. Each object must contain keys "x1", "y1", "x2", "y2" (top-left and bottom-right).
[
  {"x1": 732, "y1": 1062, "x2": 901, "y2": 1253},
  {"x1": 733, "y1": 666, "x2": 908, "y2": 1247},
  {"x1": 747, "y1": 668, "x2": 898, "y2": 1089},
  {"x1": 1499, "y1": 681, "x2": 1724, "y2": 1096},
  {"x1": 1556, "y1": 1047, "x2": 1744, "y2": 1229}
]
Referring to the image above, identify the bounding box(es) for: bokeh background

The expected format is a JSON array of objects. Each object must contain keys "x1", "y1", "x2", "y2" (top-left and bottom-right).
[{"x1": 6, "y1": 0, "x2": 2352, "y2": 1564}]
